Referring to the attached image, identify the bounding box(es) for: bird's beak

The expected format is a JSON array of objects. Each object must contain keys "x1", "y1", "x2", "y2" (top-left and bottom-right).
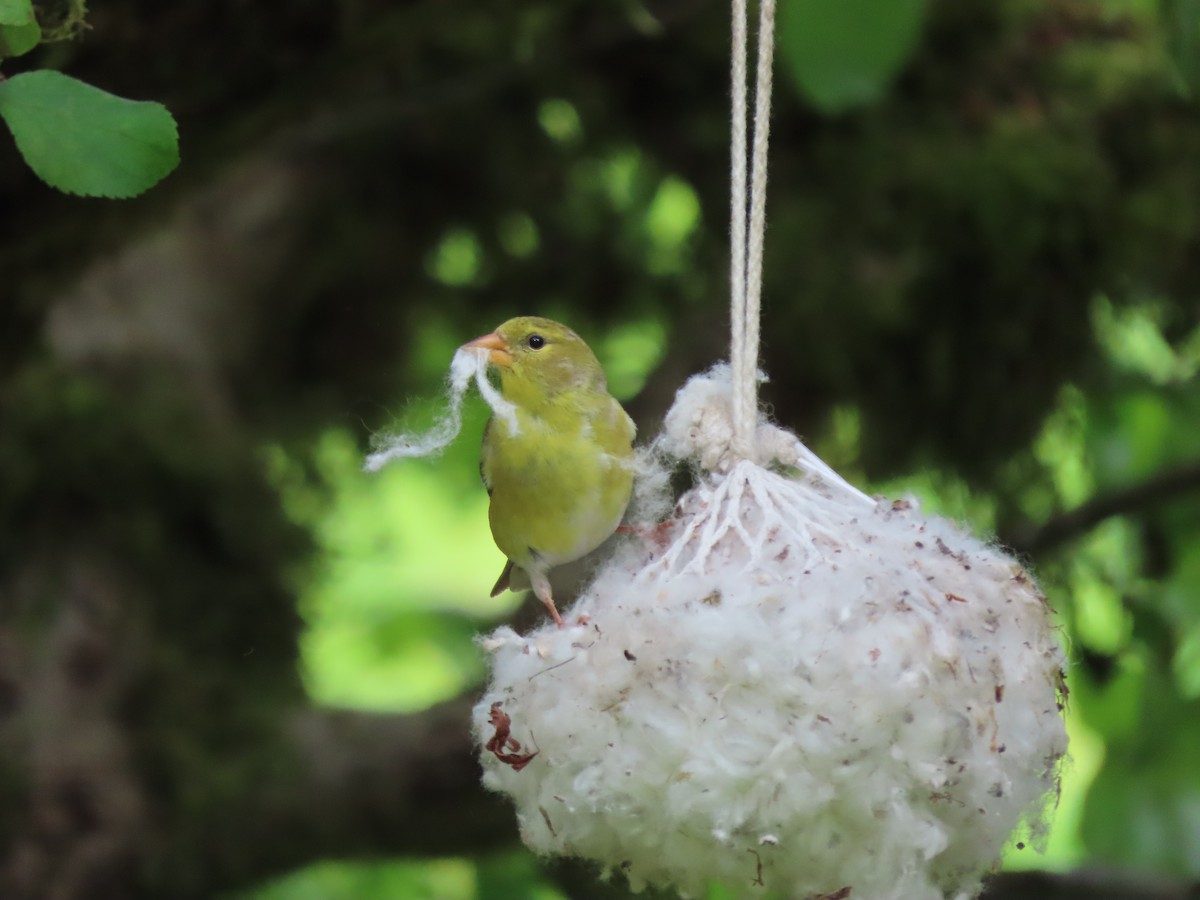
[{"x1": 462, "y1": 331, "x2": 513, "y2": 368}]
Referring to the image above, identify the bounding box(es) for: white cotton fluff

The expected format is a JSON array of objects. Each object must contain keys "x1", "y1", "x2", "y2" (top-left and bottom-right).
[
  {"x1": 364, "y1": 347, "x2": 517, "y2": 472},
  {"x1": 473, "y1": 367, "x2": 1068, "y2": 900}
]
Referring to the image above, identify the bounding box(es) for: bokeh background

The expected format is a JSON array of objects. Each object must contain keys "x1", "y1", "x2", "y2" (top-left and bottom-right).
[{"x1": 3, "y1": 0, "x2": 1200, "y2": 898}]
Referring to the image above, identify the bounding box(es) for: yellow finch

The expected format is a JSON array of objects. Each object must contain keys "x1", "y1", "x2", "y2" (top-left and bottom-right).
[{"x1": 463, "y1": 317, "x2": 636, "y2": 626}]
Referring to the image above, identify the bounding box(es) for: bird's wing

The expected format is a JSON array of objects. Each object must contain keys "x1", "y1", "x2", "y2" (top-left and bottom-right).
[{"x1": 479, "y1": 417, "x2": 494, "y2": 496}]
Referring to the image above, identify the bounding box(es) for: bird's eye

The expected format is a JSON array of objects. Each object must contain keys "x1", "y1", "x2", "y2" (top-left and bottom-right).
[{"x1": 527, "y1": 334, "x2": 546, "y2": 349}]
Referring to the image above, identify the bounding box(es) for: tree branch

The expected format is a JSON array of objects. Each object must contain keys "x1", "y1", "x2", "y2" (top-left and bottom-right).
[
  {"x1": 982, "y1": 868, "x2": 1199, "y2": 900},
  {"x1": 1004, "y1": 459, "x2": 1200, "y2": 556}
]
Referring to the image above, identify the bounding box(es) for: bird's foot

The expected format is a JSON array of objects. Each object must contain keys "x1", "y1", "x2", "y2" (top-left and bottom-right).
[{"x1": 531, "y1": 571, "x2": 565, "y2": 628}]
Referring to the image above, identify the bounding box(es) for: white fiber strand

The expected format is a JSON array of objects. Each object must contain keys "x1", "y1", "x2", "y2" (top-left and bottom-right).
[
  {"x1": 471, "y1": 353, "x2": 520, "y2": 433},
  {"x1": 363, "y1": 348, "x2": 517, "y2": 472},
  {"x1": 650, "y1": 460, "x2": 852, "y2": 582},
  {"x1": 789, "y1": 438, "x2": 875, "y2": 506}
]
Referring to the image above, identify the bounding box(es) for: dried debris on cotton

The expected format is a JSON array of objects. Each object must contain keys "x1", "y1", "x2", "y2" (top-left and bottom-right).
[{"x1": 474, "y1": 367, "x2": 1068, "y2": 900}]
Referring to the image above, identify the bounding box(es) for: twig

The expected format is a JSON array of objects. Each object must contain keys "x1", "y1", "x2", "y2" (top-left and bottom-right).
[{"x1": 1004, "y1": 459, "x2": 1200, "y2": 555}]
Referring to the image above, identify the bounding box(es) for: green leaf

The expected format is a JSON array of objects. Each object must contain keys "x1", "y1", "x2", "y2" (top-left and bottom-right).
[
  {"x1": 0, "y1": 70, "x2": 179, "y2": 198},
  {"x1": 779, "y1": 0, "x2": 928, "y2": 113},
  {"x1": 0, "y1": 20, "x2": 40, "y2": 57},
  {"x1": 0, "y1": 0, "x2": 34, "y2": 26},
  {"x1": 1163, "y1": 0, "x2": 1200, "y2": 94}
]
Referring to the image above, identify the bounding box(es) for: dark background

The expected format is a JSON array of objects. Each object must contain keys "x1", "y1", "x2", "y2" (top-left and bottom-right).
[{"x1": 3, "y1": 0, "x2": 1200, "y2": 897}]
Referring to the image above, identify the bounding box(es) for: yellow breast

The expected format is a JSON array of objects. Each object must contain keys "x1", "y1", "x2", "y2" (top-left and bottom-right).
[{"x1": 482, "y1": 397, "x2": 635, "y2": 572}]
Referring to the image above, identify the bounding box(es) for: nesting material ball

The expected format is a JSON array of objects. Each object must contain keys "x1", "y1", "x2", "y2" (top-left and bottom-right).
[{"x1": 473, "y1": 370, "x2": 1068, "y2": 900}]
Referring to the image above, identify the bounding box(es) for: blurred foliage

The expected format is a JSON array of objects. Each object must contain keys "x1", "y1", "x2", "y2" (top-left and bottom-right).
[
  {"x1": 243, "y1": 852, "x2": 569, "y2": 900},
  {"x1": 265, "y1": 424, "x2": 505, "y2": 713},
  {"x1": 779, "y1": 0, "x2": 929, "y2": 112},
  {"x1": 6, "y1": 0, "x2": 1195, "y2": 895},
  {"x1": 1164, "y1": 0, "x2": 1200, "y2": 93}
]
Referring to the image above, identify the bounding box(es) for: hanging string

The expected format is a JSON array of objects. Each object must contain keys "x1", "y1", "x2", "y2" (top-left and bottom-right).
[
  {"x1": 729, "y1": 0, "x2": 749, "y2": 456},
  {"x1": 729, "y1": 0, "x2": 777, "y2": 460}
]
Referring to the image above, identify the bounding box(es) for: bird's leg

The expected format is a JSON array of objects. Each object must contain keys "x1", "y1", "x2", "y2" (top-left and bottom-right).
[{"x1": 530, "y1": 570, "x2": 564, "y2": 628}]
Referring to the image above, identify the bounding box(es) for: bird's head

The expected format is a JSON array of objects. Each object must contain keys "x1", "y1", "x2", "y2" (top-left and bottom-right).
[{"x1": 462, "y1": 316, "x2": 606, "y2": 409}]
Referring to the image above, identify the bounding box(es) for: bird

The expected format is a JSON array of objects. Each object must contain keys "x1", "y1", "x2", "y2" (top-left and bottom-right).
[{"x1": 462, "y1": 316, "x2": 636, "y2": 626}]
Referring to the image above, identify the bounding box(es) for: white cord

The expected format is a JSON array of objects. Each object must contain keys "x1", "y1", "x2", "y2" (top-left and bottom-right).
[
  {"x1": 729, "y1": 0, "x2": 749, "y2": 457},
  {"x1": 729, "y1": 0, "x2": 776, "y2": 460}
]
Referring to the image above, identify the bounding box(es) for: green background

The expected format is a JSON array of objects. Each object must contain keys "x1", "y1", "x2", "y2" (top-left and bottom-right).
[{"x1": 2, "y1": 0, "x2": 1199, "y2": 898}]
